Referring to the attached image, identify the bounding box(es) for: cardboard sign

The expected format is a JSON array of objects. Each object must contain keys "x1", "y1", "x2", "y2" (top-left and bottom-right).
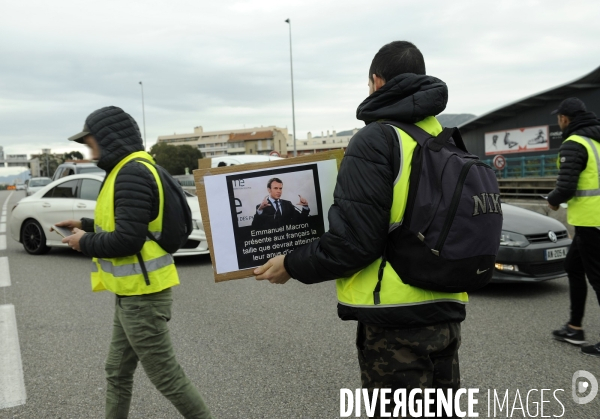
[{"x1": 194, "y1": 151, "x2": 344, "y2": 282}]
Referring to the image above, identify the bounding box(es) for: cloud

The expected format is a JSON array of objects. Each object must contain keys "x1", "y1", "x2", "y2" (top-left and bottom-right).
[{"x1": 1, "y1": 0, "x2": 599, "y2": 157}]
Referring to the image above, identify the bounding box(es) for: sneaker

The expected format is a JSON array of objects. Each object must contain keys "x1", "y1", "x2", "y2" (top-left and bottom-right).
[
  {"x1": 552, "y1": 324, "x2": 586, "y2": 345},
  {"x1": 581, "y1": 342, "x2": 600, "y2": 357}
]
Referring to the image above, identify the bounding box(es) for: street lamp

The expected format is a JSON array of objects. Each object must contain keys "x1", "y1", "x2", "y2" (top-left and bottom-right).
[
  {"x1": 285, "y1": 18, "x2": 297, "y2": 157},
  {"x1": 139, "y1": 81, "x2": 147, "y2": 150}
]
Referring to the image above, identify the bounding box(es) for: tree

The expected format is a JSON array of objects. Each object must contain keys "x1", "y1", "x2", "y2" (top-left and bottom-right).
[
  {"x1": 63, "y1": 151, "x2": 84, "y2": 160},
  {"x1": 149, "y1": 143, "x2": 203, "y2": 176}
]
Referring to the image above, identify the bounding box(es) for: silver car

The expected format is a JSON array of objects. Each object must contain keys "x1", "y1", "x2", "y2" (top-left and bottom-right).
[
  {"x1": 25, "y1": 177, "x2": 52, "y2": 196},
  {"x1": 493, "y1": 204, "x2": 572, "y2": 283}
]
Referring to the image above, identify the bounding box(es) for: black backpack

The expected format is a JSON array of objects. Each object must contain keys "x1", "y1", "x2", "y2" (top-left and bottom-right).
[
  {"x1": 376, "y1": 121, "x2": 502, "y2": 294},
  {"x1": 134, "y1": 158, "x2": 193, "y2": 254}
]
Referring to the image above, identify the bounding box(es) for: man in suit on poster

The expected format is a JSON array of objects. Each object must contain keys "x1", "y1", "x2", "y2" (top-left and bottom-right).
[{"x1": 251, "y1": 177, "x2": 310, "y2": 229}]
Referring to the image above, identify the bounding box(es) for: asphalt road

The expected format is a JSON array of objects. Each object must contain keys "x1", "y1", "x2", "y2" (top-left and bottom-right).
[{"x1": 1, "y1": 190, "x2": 599, "y2": 418}]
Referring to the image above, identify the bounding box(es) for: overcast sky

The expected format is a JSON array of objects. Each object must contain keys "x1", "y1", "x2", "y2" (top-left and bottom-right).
[{"x1": 1, "y1": 0, "x2": 599, "y2": 165}]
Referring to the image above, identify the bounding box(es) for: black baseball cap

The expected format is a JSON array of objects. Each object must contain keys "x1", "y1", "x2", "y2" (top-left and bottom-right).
[
  {"x1": 551, "y1": 97, "x2": 587, "y2": 117},
  {"x1": 68, "y1": 123, "x2": 91, "y2": 143}
]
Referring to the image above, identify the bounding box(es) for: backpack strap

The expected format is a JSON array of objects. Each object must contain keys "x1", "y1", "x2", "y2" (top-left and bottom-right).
[
  {"x1": 131, "y1": 158, "x2": 161, "y2": 244},
  {"x1": 382, "y1": 120, "x2": 469, "y2": 153}
]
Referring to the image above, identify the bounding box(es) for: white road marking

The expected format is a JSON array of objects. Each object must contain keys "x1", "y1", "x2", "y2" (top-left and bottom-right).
[
  {"x1": 0, "y1": 224, "x2": 5, "y2": 234},
  {"x1": 0, "y1": 216, "x2": 5, "y2": 223},
  {"x1": 0, "y1": 258, "x2": 9, "y2": 288},
  {"x1": 0, "y1": 236, "x2": 5, "y2": 251},
  {"x1": 0, "y1": 304, "x2": 27, "y2": 409}
]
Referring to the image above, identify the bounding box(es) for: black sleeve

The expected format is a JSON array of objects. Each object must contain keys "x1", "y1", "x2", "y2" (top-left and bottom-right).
[
  {"x1": 548, "y1": 141, "x2": 588, "y2": 206},
  {"x1": 284, "y1": 123, "x2": 397, "y2": 284},
  {"x1": 79, "y1": 162, "x2": 159, "y2": 258},
  {"x1": 80, "y1": 218, "x2": 95, "y2": 233}
]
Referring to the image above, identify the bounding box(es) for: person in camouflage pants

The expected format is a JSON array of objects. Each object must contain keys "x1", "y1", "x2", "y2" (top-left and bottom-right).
[{"x1": 357, "y1": 322, "x2": 461, "y2": 417}]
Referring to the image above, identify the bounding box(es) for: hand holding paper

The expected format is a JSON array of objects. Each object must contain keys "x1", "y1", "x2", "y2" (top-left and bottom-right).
[
  {"x1": 61, "y1": 228, "x2": 85, "y2": 252},
  {"x1": 254, "y1": 255, "x2": 291, "y2": 284}
]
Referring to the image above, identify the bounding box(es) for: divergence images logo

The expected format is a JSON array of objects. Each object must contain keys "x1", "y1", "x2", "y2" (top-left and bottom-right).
[{"x1": 572, "y1": 370, "x2": 598, "y2": 405}]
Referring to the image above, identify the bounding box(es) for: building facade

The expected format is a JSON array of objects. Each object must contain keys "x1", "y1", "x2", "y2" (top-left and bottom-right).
[
  {"x1": 286, "y1": 129, "x2": 359, "y2": 157},
  {"x1": 0, "y1": 147, "x2": 29, "y2": 168},
  {"x1": 459, "y1": 66, "x2": 600, "y2": 160},
  {"x1": 157, "y1": 126, "x2": 288, "y2": 157}
]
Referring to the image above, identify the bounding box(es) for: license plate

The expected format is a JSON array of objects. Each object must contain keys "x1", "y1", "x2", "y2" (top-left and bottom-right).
[{"x1": 546, "y1": 247, "x2": 568, "y2": 261}]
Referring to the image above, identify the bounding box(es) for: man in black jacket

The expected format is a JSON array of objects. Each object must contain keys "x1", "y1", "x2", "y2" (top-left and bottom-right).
[
  {"x1": 548, "y1": 97, "x2": 600, "y2": 357},
  {"x1": 251, "y1": 177, "x2": 310, "y2": 229},
  {"x1": 255, "y1": 41, "x2": 466, "y2": 414},
  {"x1": 57, "y1": 107, "x2": 212, "y2": 418}
]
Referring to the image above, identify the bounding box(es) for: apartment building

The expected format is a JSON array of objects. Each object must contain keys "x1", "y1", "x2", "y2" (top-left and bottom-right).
[
  {"x1": 286, "y1": 128, "x2": 359, "y2": 157},
  {"x1": 157, "y1": 126, "x2": 289, "y2": 157}
]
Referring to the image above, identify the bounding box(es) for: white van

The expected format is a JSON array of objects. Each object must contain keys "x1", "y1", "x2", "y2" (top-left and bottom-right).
[{"x1": 199, "y1": 155, "x2": 284, "y2": 169}]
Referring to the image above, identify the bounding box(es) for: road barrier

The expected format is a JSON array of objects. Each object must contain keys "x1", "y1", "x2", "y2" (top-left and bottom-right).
[{"x1": 483, "y1": 154, "x2": 558, "y2": 178}]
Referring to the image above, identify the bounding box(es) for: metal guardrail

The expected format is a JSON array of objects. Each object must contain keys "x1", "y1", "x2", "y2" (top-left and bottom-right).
[{"x1": 483, "y1": 154, "x2": 558, "y2": 178}]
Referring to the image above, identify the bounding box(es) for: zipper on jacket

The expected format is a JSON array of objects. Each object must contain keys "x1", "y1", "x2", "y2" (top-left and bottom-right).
[{"x1": 433, "y1": 159, "x2": 481, "y2": 255}]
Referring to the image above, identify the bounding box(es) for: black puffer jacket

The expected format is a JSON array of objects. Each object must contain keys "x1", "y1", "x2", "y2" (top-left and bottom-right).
[
  {"x1": 548, "y1": 112, "x2": 600, "y2": 207},
  {"x1": 284, "y1": 74, "x2": 448, "y2": 282},
  {"x1": 79, "y1": 107, "x2": 159, "y2": 258}
]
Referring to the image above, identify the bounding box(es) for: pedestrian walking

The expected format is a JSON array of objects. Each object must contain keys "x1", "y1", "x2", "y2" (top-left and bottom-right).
[
  {"x1": 56, "y1": 106, "x2": 213, "y2": 418},
  {"x1": 548, "y1": 97, "x2": 600, "y2": 357}
]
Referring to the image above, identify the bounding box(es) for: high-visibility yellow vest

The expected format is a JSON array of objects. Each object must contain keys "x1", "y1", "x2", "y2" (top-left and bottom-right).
[
  {"x1": 90, "y1": 151, "x2": 179, "y2": 295},
  {"x1": 560, "y1": 135, "x2": 600, "y2": 226},
  {"x1": 336, "y1": 117, "x2": 468, "y2": 318}
]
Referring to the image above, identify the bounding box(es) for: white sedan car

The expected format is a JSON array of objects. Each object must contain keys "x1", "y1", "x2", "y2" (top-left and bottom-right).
[{"x1": 9, "y1": 173, "x2": 208, "y2": 257}]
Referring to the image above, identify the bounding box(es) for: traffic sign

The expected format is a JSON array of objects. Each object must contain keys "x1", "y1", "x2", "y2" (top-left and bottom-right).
[
  {"x1": 493, "y1": 155, "x2": 506, "y2": 170},
  {"x1": 269, "y1": 150, "x2": 281, "y2": 157}
]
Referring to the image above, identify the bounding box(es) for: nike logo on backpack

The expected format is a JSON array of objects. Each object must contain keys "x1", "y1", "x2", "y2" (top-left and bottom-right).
[{"x1": 477, "y1": 268, "x2": 490, "y2": 275}]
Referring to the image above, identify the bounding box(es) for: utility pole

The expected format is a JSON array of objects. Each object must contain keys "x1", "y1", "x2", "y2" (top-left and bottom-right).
[
  {"x1": 285, "y1": 18, "x2": 297, "y2": 157},
  {"x1": 139, "y1": 81, "x2": 147, "y2": 150}
]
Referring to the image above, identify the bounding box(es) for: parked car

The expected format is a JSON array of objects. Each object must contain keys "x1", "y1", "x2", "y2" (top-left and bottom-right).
[
  {"x1": 51, "y1": 162, "x2": 105, "y2": 181},
  {"x1": 9, "y1": 173, "x2": 207, "y2": 257},
  {"x1": 492, "y1": 203, "x2": 571, "y2": 283},
  {"x1": 25, "y1": 177, "x2": 52, "y2": 196}
]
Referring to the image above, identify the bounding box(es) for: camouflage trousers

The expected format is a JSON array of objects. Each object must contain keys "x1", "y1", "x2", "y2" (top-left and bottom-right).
[{"x1": 356, "y1": 322, "x2": 461, "y2": 418}]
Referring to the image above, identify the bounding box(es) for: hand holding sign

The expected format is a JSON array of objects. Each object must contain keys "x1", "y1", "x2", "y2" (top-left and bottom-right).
[{"x1": 297, "y1": 195, "x2": 308, "y2": 206}]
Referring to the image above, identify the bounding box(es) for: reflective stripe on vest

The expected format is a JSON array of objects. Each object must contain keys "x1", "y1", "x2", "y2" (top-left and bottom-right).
[
  {"x1": 96, "y1": 225, "x2": 163, "y2": 241},
  {"x1": 90, "y1": 151, "x2": 180, "y2": 295},
  {"x1": 335, "y1": 117, "x2": 468, "y2": 308},
  {"x1": 96, "y1": 253, "x2": 173, "y2": 277},
  {"x1": 563, "y1": 135, "x2": 600, "y2": 226}
]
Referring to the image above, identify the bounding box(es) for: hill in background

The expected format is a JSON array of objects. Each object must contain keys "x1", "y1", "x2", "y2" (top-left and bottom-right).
[
  {"x1": 332, "y1": 114, "x2": 476, "y2": 138},
  {"x1": 437, "y1": 113, "x2": 476, "y2": 127}
]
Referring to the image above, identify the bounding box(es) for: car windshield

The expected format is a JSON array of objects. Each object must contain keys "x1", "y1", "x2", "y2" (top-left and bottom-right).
[
  {"x1": 78, "y1": 167, "x2": 104, "y2": 174},
  {"x1": 29, "y1": 179, "x2": 51, "y2": 187}
]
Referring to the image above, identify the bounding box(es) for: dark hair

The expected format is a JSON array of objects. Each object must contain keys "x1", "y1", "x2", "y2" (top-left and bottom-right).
[
  {"x1": 368, "y1": 41, "x2": 425, "y2": 82},
  {"x1": 267, "y1": 178, "x2": 283, "y2": 188}
]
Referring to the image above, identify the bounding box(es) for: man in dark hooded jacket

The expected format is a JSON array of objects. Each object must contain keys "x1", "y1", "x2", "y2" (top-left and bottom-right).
[
  {"x1": 548, "y1": 98, "x2": 600, "y2": 358},
  {"x1": 255, "y1": 41, "x2": 466, "y2": 413},
  {"x1": 57, "y1": 107, "x2": 212, "y2": 418}
]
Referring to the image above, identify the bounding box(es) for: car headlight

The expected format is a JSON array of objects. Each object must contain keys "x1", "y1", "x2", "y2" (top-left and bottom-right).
[
  {"x1": 499, "y1": 231, "x2": 529, "y2": 247},
  {"x1": 192, "y1": 219, "x2": 201, "y2": 230}
]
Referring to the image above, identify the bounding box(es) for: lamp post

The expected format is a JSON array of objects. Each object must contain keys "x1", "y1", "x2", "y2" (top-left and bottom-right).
[
  {"x1": 139, "y1": 81, "x2": 147, "y2": 150},
  {"x1": 285, "y1": 18, "x2": 297, "y2": 157}
]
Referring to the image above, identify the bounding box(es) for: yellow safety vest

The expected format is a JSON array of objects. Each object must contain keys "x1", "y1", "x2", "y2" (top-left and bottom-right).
[
  {"x1": 560, "y1": 135, "x2": 600, "y2": 226},
  {"x1": 90, "y1": 151, "x2": 180, "y2": 295},
  {"x1": 336, "y1": 117, "x2": 468, "y2": 316}
]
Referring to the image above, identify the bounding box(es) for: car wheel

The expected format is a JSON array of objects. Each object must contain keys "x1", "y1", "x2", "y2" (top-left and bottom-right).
[{"x1": 21, "y1": 219, "x2": 50, "y2": 255}]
